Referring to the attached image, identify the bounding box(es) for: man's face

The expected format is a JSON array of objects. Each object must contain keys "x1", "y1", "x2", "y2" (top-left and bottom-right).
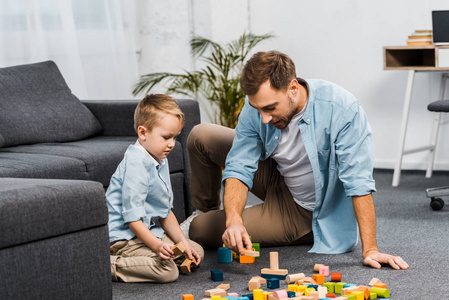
[{"x1": 248, "y1": 80, "x2": 301, "y2": 130}]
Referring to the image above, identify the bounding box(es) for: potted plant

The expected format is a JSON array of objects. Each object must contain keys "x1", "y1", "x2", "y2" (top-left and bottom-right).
[{"x1": 132, "y1": 32, "x2": 273, "y2": 128}]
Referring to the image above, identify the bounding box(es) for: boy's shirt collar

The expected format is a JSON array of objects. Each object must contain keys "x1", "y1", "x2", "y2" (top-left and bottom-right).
[{"x1": 134, "y1": 140, "x2": 166, "y2": 166}]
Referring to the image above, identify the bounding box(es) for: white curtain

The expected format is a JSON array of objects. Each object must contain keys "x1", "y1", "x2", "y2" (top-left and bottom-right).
[{"x1": 0, "y1": 0, "x2": 139, "y2": 100}]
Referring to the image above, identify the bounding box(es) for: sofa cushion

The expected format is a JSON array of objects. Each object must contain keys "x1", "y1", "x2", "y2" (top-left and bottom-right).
[
  {"x1": 0, "y1": 61, "x2": 102, "y2": 148},
  {"x1": 0, "y1": 136, "x2": 184, "y2": 186},
  {"x1": 0, "y1": 178, "x2": 108, "y2": 249}
]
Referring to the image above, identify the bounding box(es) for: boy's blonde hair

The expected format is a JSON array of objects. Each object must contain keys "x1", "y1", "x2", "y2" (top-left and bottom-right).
[{"x1": 134, "y1": 94, "x2": 185, "y2": 132}]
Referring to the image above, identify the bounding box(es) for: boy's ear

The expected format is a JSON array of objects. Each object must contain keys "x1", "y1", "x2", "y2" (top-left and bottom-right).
[{"x1": 137, "y1": 125, "x2": 148, "y2": 139}]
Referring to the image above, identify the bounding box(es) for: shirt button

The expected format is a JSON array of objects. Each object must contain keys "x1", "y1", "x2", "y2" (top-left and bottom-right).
[
  {"x1": 265, "y1": 151, "x2": 268, "y2": 155},
  {"x1": 275, "y1": 136, "x2": 279, "y2": 140},
  {"x1": 307, "y1": 119, "x2": 310, "y2": 122}
]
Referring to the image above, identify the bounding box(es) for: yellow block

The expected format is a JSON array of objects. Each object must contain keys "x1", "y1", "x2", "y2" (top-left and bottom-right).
[
  {"x1": 253, "y1": 289, "x2": 264, "y2": 300},
  {"x1": 351, "y1": 291, "x2": 364, "y2": 300},
  {"x1": 288, "y1": 284, "x2": 298, "y2": 292}
]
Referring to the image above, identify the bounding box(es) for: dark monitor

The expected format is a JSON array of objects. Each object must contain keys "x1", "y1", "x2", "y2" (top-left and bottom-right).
[{"x1": 432, "y1": 10, "x2": 449, "y2": 44}]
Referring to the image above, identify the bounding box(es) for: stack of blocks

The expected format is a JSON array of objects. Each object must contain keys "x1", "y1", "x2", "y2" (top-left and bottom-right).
[{"x1": 182, "y1": 252, "x2": 392, "y2": 300}]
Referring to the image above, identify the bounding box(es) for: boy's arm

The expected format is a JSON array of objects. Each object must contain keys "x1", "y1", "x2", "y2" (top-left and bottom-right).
[
  {"x1": 160, "y1": 210, "x2": 202, "y2": 264},
  {"x1": 128, "y1": 220, "x2": 174, "y2": 260}
]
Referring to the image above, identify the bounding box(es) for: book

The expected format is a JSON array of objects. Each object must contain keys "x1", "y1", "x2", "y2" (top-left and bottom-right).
[{"x1": 407, "y1": 29, "x2": 433, "y2": 46}]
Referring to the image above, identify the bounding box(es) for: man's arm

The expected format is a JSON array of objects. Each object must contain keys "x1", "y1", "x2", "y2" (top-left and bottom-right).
[
  {"x1": 352, "y1": 194, "x2": 409, "y2": 270},
  {"x1": 221, "y1": 178, "x2": 253, "y2": 255}
]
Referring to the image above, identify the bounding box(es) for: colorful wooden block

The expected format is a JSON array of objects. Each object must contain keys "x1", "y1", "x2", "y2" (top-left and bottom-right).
[
  {"x1": 182, "y1": 294, "x2": 194, "y2": 300},
  {"x1": 369, "y1": 287, "x2": 390, "y2": 298},
  {"x1": 180, "y1": 257, "x2": 197, "y2": 274},
  {"x1": 218, "y1": 246, "x2": 232, "y2": 263},
  {"x1": 205, "y1": 288, "x2": 226, "y2": 297},
  {"x1": 323, "y1": 282, "x2": 335, "y2": 294},
  {"x1": 318, "y1": 286, "x2": 328, "y2": 298},
  {"x1": 252, "y1": 243, "x2": 260, "y2": 258},
  {"x1": 286, "y1": 273, "x2": 305, "y2": 283},
  {"x1": 312, "y1": 274, "x2": 325, "y2": 285},
  {"x1": 267, "y1": 278, "x2": 280, "y2": 289},
  {"x1": 319, "y1": 265, "x2": 330, "y2": 276},
  {"x1": 260, "y1": 273, "x2": 287, "y2": 280},
  {"x1": 314, "y1": 264, "x2": 324, "y2": 272},
  {"x1": 211, "y1": 270, "x2": 223, "y2": 282},
  {"x1": 331, "y1": 272, "x2": 342, "y2": 282},
  {"x1": 240, "y1": 248, "x2": 256, "y2": 263},
  {"x1": 248, "y1": 278, "x2": 260, "y2": 291},
  {"x1": 326, "y1": 293, "x2": 336, "y2": 298},
  {"x1": 356, "y1": 286, "x2": 370, "y2": 299},
  {"x1": 173, "y1": 241, "x2": 187, "y2": 256},
  {"x1": 253, "y1": 289, "x2": 263, "y2": 300},
  {"x1": 351, "y1": 291, "x2": 364, "y2": 300},
  {"x1": 215, "y1": 283, "x2": 230, "y2": 291}
]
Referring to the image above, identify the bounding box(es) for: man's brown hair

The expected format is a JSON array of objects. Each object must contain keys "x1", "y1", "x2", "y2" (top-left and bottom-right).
[
  {"x1": 240, "y1": 51, "x2": 297, "y2": 96},
  {"x1": 134, "y1": 94, "x2": 185, "y2": 133}
]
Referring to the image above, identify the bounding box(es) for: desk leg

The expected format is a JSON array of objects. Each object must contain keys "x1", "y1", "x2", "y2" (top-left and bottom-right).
[
  {"x1": 426, "y1": 73, "x2": 448, "y2": 178},
  {"x1": 392, "y1": 70, "x2": 415, "y2": 187}
]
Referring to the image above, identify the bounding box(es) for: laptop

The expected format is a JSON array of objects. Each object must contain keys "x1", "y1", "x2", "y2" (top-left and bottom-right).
[{"x1": 432, "y1": 10, "x2": 449, "y2": 45}]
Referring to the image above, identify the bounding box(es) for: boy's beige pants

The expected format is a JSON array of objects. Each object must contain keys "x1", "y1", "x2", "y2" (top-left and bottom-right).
[
  {"x1": 110, "y1": 235, "x2": 204, "y2": 283},
  {"x1": 188, "y1": 123, "x2": 314, "y2": 248}
]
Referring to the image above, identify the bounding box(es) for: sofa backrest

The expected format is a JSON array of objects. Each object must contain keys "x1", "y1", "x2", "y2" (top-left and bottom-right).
[{"x1": 0, "y1": 61, "x2": 102, "y2": 148}]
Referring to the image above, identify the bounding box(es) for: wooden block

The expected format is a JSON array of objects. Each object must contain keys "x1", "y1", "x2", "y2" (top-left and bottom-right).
[
  {"x1": 318, "y1": 265, "x2": 329, "y2": 276},
  {"x1": 253, "y1": 289, "x2": 264, "y2": 300},
  {"x1": 368, "y1": 277, "x2": 380, "y2": 286},
  {"x1": 240, "y1": 255, "x2": 255, "y2": 264},
  {"x1": 180, "y1": 257, "x2": 197, "y2": 274},
  {"x1": 249, "y1": 278, "x2": 261, "y2": 291},
  {"x1": 218, "y1": 246, "x2": 232, "y2": 263},
  {"x1": 323, "y1": 282, "x2": 335, "y2": 294},
  {"x1": 325, "y1": 293, "x2": 336, "y2": 298},
  {"x1": 307, "y1": 291, "x2": 319, "y2": 300},
  {"x1": 286, "y1": 273, "x2": 305, "y2": 283},
  {"x1": 204, "y1": 288, "x2": 226, "y2": 297},
  {"x1": 215, "y1": 283, "x2": 230, "y2": 291},
  {"x1": 302, "y1": 277, "x2": 313, "y2": 282},
  {"x1": 312, "y1": 274, "x2": 325, "y2": 285},
  {"x1": 341, "y1": 286, "x2": 358, "y2": 295},
  {"x1": 351, "y1": 291, "x2": 364, "y2": 300},
  {"x1": 227, "y1": 292, "x2": 239, "y2": 297},
  {"x1": 269, "y1": 252, "x2": 279, "y2": 270},
  {"x1": 334, "y1": 282, "x2": 347, "y2": 294},
  {"x1": 172, "y1": 241, "x2": 186, "y2": 256},
  {"x1": 317, "y1": 286, "x2": 327, "y2": 298},
  {"x1": 251, "y1": 276, "x2": 267, "y2": 284},
  {"x1": 243, "y1": 249, "x2": 260, "y2": 257},
  {"x1": 182, "y1": 294, "x2": 194, "y2": 300},
  {"x1": 267, "y1": 278, "x2": 280, "y2": 289},
  {"x1": 210, "y1": 269, "x2": 223, "y2": 282},
  {"x1": 261, "y1": 268, "x2": 288, "y2": 275},
  {"x1": 373, "y1": 283, "x2": 387, "y2": 289},
  {"x1": 313, "y1": 264, "x2": 324, "y2": 272},
  {"x1": 252, "y1": 242, "x2": 260, "y2": 258},
  {"x1": 331, "y1": 272, "x2": 341, "y2": 282},
  {"x1": 356, "y1": 286, "x2": 370, "y2": 300},
  {"x1": 369, "y1": 287, "x2": 390, "y2": 298},
  {"x1": 287, "y1": 284, "x2": 298, "y2": 292}
]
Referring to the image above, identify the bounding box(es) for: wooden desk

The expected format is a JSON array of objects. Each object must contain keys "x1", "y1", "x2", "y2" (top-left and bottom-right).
[{"x1": 384, "y1": 46, "x2": 449, "y2": 186}]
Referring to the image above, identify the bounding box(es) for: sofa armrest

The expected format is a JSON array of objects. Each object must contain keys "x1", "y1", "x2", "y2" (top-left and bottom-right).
[{"x1": 82, "y1": 100, "x2": 138, "y2": 136}]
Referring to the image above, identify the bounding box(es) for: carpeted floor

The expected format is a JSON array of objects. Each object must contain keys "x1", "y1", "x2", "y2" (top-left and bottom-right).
[{"x1": 112, "y1": 169, "x2": 449, "y2": 300}]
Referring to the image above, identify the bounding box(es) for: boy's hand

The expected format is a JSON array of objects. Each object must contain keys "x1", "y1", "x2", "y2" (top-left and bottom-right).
[
  {"x1": 157, "y1": 242, "x2": 175, "y2": 260},
  {"x1": 184, "y1": 244, "x2": 202, "y2": 265}
]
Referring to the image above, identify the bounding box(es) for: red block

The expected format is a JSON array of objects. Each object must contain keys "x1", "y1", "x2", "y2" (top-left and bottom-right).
[{"x1": 331, "y1": 272, "x2": 341, "y2": 282}]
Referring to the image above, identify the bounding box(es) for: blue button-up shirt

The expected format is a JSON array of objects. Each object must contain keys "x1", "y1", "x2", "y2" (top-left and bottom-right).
[
  {"x1": 222, "y1": 79, "x2": 376, "y2": 254},
  {"x1": 106, "y1": 141, "x2": 173, "y2": 242}
]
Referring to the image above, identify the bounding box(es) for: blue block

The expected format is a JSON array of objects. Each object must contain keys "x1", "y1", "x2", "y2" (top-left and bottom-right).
[
  {"x1": 225, "y1": 296, "x2": 238, "y2": 300},
  {"x1": 238, "y1": 297, "x2": 250, "y2": 300},
  {"x1": 260, "y1": 273, "x2": 287, "y2": 280},
  {"x1": 344, "y1": 283, "x2": 357, "y2": 288},
  {"x1": 309, "y1": 284, "x2": 318, "y2": 290},
  {"x1": 267, "y1": 278, "x2": 280, "y2": 289},
  {"x1": 211, "y1": 269, "x2": 223, "y2": 282},
  {"x1": 287, "y1": 290, "x2": 296, "y2": 298},
  {"x1": 218, "y1": 246, "x2": 233, "y2": 263},
  {"x1": 241, "y1": 294, "x2": 253, "y2": 300}
]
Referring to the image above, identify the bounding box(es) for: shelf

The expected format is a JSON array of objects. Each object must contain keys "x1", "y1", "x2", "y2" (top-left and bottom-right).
[{"x1": 384, "y1": 46, "x2": 449, "y2": 70}]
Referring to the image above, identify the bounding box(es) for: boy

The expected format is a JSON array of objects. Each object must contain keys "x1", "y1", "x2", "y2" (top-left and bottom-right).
[{"x1": 107, "y1": 94, "x2": 204, "y2": 283}]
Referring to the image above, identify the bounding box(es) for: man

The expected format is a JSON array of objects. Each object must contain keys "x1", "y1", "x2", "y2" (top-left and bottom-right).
[{"x1": 186, "y1": 50, "x2": 408, "y2": 270}]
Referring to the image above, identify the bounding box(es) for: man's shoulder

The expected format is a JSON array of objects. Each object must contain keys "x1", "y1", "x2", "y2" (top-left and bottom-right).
[{"x1": 307, "y1": 79, "x2": 357, "y2": 108}]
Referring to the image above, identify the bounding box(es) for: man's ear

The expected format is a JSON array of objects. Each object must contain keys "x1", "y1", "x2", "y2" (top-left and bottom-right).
[
  {"x1": 289, "y1": 78, "x2": 300, "y2": 95},
  {"x1": 137, "y1": 125, "x2": 148, "y2": 140}
]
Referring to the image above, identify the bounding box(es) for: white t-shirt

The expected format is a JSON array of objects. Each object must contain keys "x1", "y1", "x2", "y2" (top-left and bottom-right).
[{"x1": 270, "y1": 103, "x2": 316, "y2": 211}]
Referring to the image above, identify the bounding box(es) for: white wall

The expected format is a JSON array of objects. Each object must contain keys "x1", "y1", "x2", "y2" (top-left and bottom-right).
[{"x1": 136, "y1": 0, "x2": 449, "y2": 171}]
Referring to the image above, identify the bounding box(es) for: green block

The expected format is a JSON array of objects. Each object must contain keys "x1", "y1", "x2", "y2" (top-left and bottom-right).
[
  {"x1": 370, "y1": 287, "x2": 390, "y2": 298},
  {"x1": 369, "y1": 292, "x2": 377, "y2": 299},
  {"x1": 323, "y1": 282, "x2": 335, "y2": 294},
  {"x1": 342, "y1": 295, "x2": 355, "y2": 300},
  {"x1": 335, "y1": 282, "x2": 347, "y2": 294},
  {"x1": 252, "y1": 243, "x2": 260, "y2": 258}
]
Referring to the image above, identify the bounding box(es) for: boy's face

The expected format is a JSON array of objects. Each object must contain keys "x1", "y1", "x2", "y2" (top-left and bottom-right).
[{"x1": 137, "y1": 113, "x2": 182, "y2": 161}]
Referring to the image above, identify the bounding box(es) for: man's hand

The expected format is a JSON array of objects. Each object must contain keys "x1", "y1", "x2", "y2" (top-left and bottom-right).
[
  {"x1": 363, "y1": 250, "x2": 409, "y2": 270},
  {"x1": 222, "y1": 223, "x2": 252, "y2": 255}
]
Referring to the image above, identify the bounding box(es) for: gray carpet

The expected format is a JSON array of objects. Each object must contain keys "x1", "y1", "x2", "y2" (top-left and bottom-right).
[{"x1": 112, "y1": 169, "x2": 449, "y2": 299}]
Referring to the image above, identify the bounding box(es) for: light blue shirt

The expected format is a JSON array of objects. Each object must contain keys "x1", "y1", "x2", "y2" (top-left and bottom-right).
[
  {"x1": 106, "y1": 141, "x2": 173, "y2": 242},
  {"x1": 222, "y1": 78, "x2": 376, "y2": 254}
]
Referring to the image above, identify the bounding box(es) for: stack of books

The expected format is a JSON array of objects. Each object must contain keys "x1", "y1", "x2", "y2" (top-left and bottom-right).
[{"x1": 407, "y1": 30, "x2": 433, "y2": 46}]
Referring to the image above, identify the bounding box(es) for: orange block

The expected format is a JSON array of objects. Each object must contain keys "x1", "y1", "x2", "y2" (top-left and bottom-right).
[
  {"x1": 331, "y1": 272, "x2": 342, "y2": 282},
  {"x1": 182, "y1": 294, "x2": 194, "y2": 300},
  {"x1": 373, "y1": 283, "x2": 387, "y2": 289},
  {"x1": 312, "y1": 274, "x2": 325, "y2": 285},
  {"x1": 356, "y1": 286, "x2": 370, "y2": 300},
  {"x1": 240, "y1": 248, "x2": 256, "y2": 264}
]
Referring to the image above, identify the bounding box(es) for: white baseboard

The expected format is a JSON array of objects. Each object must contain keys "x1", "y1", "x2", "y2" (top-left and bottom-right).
[{"x1": 374, "y1": 159, "x2": 449, "y2": 171}]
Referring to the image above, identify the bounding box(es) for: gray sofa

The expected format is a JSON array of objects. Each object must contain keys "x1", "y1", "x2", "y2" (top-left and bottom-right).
[{"x1": 0, "y1": 61, "x2": 200, "y2": 299}]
